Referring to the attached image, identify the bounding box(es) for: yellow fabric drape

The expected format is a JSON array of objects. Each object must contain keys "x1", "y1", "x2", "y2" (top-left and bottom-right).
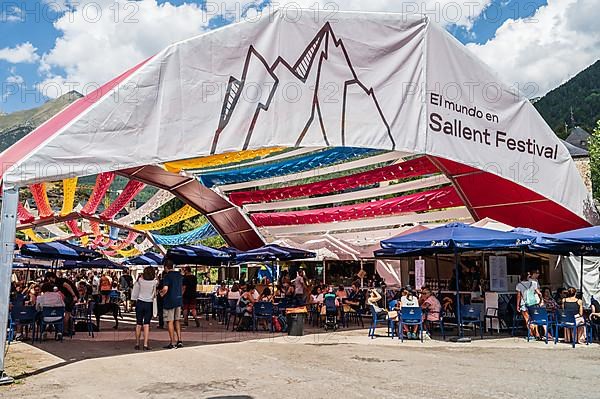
[
  {"x1": 22, "y1": 229, "x2": 54, "y2": 243},
  {"x1": 80, "y1": 235, "x2": 89, "y2": 246},
  {"x1": 60, "y1": 177, "x2": 78, "y2": 216},
  {"x1": 134, "y1": 205, "x2": 199, "y2": 231},
  {"x1": 163, "y1": 147, "x2": 286, "y2": 172},
  {"x1": 117, "y1": 247, "x2": 141, "y2": 257}
]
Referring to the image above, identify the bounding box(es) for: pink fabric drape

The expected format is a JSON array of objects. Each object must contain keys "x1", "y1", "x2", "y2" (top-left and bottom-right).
[
  {"x1": 229, "y1": 156, "x2": 438, "y2": 206},
  {"x1": 29, "y1": 183, "x2": 54, "y2": 218},
  {"x1": 99, "y1": 180, "x2": 145, "y2": 220},
  {"x1": 81, "y1": 172, "x2": 115, "y2": 216},
  {"x1": 251, "y1": 186, "x2": 461, "y2": 227},
  {"x1": 17, "y1": 202, "x2": 35, "y2": 224},
  {"x1": 65, "y1": 219, "x2": 85, "y2": 237}
]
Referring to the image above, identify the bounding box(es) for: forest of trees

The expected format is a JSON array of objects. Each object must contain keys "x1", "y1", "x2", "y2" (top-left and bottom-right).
[{"x1": 534, "y1": 60, "x2": 600, "y2": 139}]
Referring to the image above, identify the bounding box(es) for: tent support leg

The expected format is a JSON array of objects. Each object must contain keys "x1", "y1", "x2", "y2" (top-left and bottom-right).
[
  {"x1": 435, "y1": 254, "x2": 441, "y2": 296},
  {"x1": 0, "y1": 186, "x2": 19, "y2": 385},
  {"x1": 580, "y1": 254, "x2": 584, "y2": 297}
]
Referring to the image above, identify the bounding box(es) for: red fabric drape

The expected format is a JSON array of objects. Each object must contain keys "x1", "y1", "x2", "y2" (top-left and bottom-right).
[
  {"x1": 229, "y1": 156, "x2": 438, "y2": 206},
  {"x1": 17, "y1": 202, "x2": 35, "y2": 224},
  {"x1": 29, "y1": 183, "x2": 54, "y2": 218},
  {"x1": 65, "y1": 219, "x2": 85, "y2": 237},
  {"x1": 251, "y1": 186, "x2": 461, "y2": 227},
  {"x1": 81, "y1": 172, "x2": 115, "y2": 216},
  {"x1": 99, "y1": 180, "x2": 145, "y2": 220}
]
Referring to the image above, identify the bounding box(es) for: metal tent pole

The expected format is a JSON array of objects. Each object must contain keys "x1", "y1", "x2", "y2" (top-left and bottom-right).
[
  {"x1": 454, "y1": 248, "x2": 466, "y2": 341},
  {"x1": 580, "y1": 254, "x2": 584, "y2": 297},
  {"x1": 0, "y1": 186, "x2": 19, "y2": 385},
  {"x1": 435, "y1": 254, "x2": 441, "y2": 295}
]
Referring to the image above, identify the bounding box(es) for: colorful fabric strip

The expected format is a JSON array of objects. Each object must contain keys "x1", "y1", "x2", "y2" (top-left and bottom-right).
[
  {"x1": 251, "y1": 186, "x2": 461, "y2": 227},
  {"x1": 198, "y1": 147, "x2": 378, "y2": 187},
  {"x1": 229, "y1": 156, "x2": 438, "y2": 206},
  {"x1": 151, "y1": 223, "x2": 218, "y2": 245}
]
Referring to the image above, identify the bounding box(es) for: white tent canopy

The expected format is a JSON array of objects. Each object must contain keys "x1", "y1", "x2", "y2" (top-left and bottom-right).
[{"x1": 0, "y1": 10, "x2": 594, "y2": 232}]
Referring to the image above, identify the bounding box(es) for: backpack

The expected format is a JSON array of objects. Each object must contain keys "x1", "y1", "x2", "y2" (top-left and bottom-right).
[
  {"x1": 277, "y1": 314, "x2": 288, "y2": 332},
  {"x1": 272, "y1": 316, "x2": 282, "y2": 332}
]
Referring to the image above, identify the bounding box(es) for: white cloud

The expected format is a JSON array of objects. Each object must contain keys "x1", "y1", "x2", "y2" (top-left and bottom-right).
[
  {"x1": 6, "y1": 74, "x2": 24, "y2": 85},
  {"x1": 39, "y1": 0, "x2": 210, "y2": 97},
  {"x1": 1, "y1": 5, "x2": 23, "y2": 22},
  {"x1": 467, "y1": 0, "x2": 600, "y2": 97},
  {"x1": 0, "y1": 42, "x2": 40, "y2": 63}
]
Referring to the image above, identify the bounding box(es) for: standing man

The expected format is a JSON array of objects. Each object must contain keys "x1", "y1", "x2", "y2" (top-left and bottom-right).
[
  {"x1": 160, "y1": 259, "x2": 183, "y2": 349},
  {"x1": 119, "y1": 270, "x2": 134, "y2": 312},
  {"x1": 293, "y1": 269, "x2": 307, "y2": 306},
  {"x1": 182, "y1": 266, "x2": 200, "y2": 327}
]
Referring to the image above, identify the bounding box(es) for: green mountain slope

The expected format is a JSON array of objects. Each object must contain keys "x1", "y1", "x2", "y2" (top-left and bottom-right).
[
  {"x1": 0, "y1": 91, "x2": 83, "y2": 152},
  {"x1": 534, "y1": 60, "x2": 600, "y2": 139}
]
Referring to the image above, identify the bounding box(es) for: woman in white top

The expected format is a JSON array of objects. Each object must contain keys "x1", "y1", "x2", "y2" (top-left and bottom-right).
[
  {"x1": 132, "y1": 266, "x2": 158, "y2": 351},
  {"x1": 227, "y1": 283, "x2": 241, "y2": 301}
]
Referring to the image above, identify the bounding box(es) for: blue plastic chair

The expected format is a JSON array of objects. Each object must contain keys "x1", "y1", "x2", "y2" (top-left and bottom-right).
[
  {"x1": 368, "y1": 305, "x2": 391, "y2": 339},
  {"x1": 10, "y1": 305, "x2": 37, "y2": 344},
  {"x1": 526, "y1": 306, "x2": 550, "y2": 344},
  {"x1": 554, "y1": 309, "x2": 580, "y2": 348},
  {"x1": 399, "y1": 307, "x2": 423, "y2": 342},
  {"x1": 226, "y1": 299, "x2": 241, "y2": 331},
  {"x1": 253, "y1": 301, "x2": 274, "y2": 333},
  {"x1": 460, "y1": 304, "x2": 484, "y2": 339},
  {"x1": 39, "y1": 306, "x2": 65, "y2": 342},
  {"x1": 424, "y1": 308, "x2": 446, "y2": 340}
]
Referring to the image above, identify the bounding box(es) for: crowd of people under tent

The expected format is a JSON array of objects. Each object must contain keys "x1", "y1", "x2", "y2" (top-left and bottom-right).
[{"x1": 8, "y1": 260, "x2": 600, "y2": 347}]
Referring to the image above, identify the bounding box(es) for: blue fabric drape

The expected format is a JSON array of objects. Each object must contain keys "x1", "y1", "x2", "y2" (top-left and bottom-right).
[
  {"x1": 198, "y1": 147, "x2": 379, "y2": 187},
  {"x1": 151, "y1": 223, "x2": 218, "y2": 245}
]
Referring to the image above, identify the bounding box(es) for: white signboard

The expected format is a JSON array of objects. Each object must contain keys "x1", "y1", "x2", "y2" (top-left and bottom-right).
[
  {"x1": 489, "y1": 256, "x2": 508, "y2": 292},
  {"x1": 415, "y1": 259, "x2": 425, "y2": 290}
]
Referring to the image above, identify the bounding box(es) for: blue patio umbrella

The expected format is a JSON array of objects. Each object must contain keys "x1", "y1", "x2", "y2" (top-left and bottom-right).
[
  {"x1": 63, "y1": 258, "x2": 127, "y2": 270},
  {"x1": 122, "y1": 252, "x2": 164, "y2": 266},
  {"x1": 20, "y1": 241, "x2": 101, "y2": 261},
  {"x1": 166, "y1": 244, "x2": 233, "y2": 266},
  {"x1": 376, "y1": 222, "x2": 532, "y2": 338},
  {"x1": 547, "y1": 226, "x2": 600, "y2": 294},
  {"x1": 235, "y1": 244, "x2": 316, "y2": 262}
]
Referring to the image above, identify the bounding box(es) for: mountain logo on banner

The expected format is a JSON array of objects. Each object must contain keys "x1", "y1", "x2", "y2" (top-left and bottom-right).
[{"x1": 210, "y1": 22, "x2": 394, "y2": 154}]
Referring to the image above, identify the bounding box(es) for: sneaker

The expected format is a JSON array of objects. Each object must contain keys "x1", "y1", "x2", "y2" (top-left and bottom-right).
[
  {"x1": 163, "y1": 343, "x2": 174, "y2": 349},
  {"x1": 56, "y1": 333, "x2": 63, "y2": 341},
  {"x1": 176, "y1": 341, "x2": 183, "y2": 348}
]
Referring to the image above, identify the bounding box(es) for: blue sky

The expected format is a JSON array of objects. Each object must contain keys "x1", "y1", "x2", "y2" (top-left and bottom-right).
[{"x1": 1, "y1": 0, "x2": 592, "y2": 114}]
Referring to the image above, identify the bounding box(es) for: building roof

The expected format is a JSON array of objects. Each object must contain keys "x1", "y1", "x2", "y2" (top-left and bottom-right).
[
  {"x1": 562, "y1": 139, "x2": 589, "y2": 158},
  {"x1": 565, "y1": 127, "x2": 591, "y2": 150}
]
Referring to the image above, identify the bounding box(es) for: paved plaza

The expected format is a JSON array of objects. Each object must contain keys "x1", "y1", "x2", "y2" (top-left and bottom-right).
[{"x1": 2, "y1": 314, "x2": 600, "y2": 399}]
